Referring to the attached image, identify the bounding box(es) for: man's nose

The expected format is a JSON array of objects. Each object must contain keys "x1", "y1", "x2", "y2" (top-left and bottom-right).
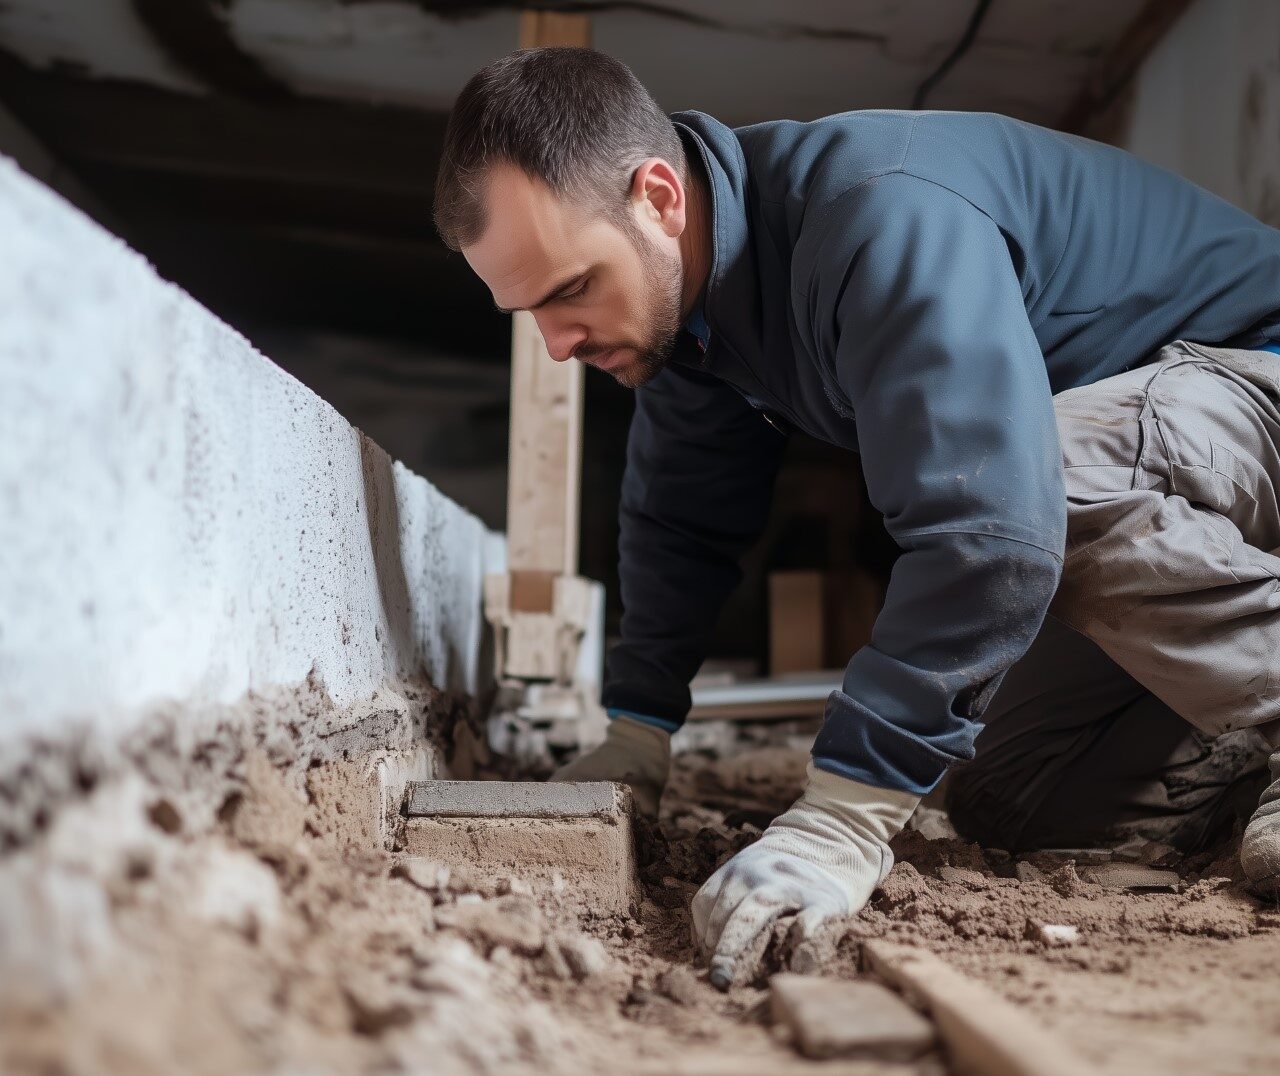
[{"x1": 533, "y1": 312, "x2": 586, "y2": 363}]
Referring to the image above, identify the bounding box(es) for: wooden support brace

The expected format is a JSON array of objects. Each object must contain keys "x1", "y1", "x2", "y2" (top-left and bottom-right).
[
  {"x1": 863, "y1": 941, "x2": 1091, "y2": 1076},
  {"x1": 489, "y1": 11, "x2": 594, "y2": 686}
]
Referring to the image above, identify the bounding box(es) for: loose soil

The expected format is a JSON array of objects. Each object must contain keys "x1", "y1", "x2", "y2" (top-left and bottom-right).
[{"x1": 4, "y1": 722, "x2": 1278, "y2": 1074}]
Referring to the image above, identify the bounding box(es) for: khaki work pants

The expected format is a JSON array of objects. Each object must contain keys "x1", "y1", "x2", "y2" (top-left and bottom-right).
[{"x1": 949, "y1": 342, "x2": 1280, "y2": 852}]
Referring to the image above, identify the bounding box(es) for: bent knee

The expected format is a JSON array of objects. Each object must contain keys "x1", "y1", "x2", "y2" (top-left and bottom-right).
[{"x1": 944, "y1": 763, "x2": 1028, "y2": 850}]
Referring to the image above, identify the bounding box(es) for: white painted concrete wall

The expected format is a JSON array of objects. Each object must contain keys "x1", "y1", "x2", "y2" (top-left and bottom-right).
[
  {"x1": 0, "y1": 155, "x2": 496, "y2": 744},
  {"x1": 1106, "y1": 0, "x2": 1280, "y2": 226}
]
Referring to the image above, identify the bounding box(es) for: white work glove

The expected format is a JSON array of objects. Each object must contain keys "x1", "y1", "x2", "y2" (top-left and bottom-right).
[
  {"x1": 550, "y1": 713, "x2": 671, "y2": 816},
  {"x1": 692, "y1": 762, "x2": 919, "y2": 988}
]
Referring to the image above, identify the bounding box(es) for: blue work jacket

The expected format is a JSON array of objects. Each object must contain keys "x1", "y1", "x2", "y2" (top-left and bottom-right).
[{"x1": 602, "y1": 108, "x2": 1280, "y2": 795}]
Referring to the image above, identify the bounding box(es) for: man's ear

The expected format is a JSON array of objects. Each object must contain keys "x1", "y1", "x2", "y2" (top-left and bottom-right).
[{"x1": 630, "y1": 157, "x2": 686, "y2": 238}]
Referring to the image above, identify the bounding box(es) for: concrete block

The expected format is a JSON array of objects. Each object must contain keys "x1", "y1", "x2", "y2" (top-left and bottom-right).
[
  {"x1": 403, "y1": 780, "x2": 638, "y2": 916},
  {"x1": 769, "y1": 974, "x2": 936, "y2": 1061},
  {"x1": 407, "y1": 780, "x2": 626, "y2": 819}
]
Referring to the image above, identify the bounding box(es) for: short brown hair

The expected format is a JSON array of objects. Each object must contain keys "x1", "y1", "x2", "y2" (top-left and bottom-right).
[{"x1": 433, "y1": 47, "x2": 686, "y2": 251}]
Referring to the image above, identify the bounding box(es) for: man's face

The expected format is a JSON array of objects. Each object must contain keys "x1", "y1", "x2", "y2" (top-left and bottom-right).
[{"x1": 462, "y1": 163, "x2": 684, "y2": 389}]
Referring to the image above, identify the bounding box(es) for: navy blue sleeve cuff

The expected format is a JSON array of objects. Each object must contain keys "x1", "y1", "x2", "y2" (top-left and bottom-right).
[{"x1": 811, "y1": 687, "x2": 979, "y2": 796}]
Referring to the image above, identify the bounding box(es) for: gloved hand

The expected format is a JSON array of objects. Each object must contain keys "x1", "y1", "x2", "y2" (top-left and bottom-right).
[
  {"x1": 691, "y1": 762, "x2": 919, "y2": 989},
  {"x1": 550, "y1": 713, "x2": 671, "y2": 816}
]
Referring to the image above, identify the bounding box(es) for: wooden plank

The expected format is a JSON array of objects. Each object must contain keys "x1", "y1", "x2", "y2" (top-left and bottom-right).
[
  {"x1": 769, "y1": 571, "x2": 826, "y2": 674},
  {"x1": 0, "y1": 54, "x2": 446, "y2": 194},
  {"x1": 505, "y1": 312, "x2": 583, "y2": 574},
  {"x1": 504, "y1": 10, "x2": 591, "y2": 577},
  {"x1": 519, "y1": 12, "x2": 593, "y2": 50},
  {"x1": 863, "y1": 942, "x2": 1091, "y2": 1076}
]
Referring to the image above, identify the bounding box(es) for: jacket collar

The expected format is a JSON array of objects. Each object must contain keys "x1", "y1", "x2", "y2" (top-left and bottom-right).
[{"x1": 671, "y1": 111, "x2": 762, "y2": 364}]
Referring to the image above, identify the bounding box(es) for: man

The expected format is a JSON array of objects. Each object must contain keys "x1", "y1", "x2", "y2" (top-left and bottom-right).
[{"x1": 433, "y1": 47, "x2": 1280, "y2": 988}]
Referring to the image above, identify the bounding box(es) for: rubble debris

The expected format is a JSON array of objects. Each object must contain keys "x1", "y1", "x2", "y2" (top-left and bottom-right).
[
  {"x1": 1046, "y1": 862, "x2": 1090, "y2": 897},
  {"x1": 436, "y1": 895, "x2": 546, "y2": 955},
  {"x1": 769, "y1": 973, "x2": 936, "y2": 1060}
]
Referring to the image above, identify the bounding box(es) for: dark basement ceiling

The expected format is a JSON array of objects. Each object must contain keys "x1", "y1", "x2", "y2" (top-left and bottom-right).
[{"x1": 0, "y1": 0, "x2": 1185, "y2": 357}]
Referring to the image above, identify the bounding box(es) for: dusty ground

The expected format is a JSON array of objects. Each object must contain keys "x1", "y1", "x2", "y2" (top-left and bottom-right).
[{"x1": 4, "y1": 719, "x2": 1279, "y2": 1074}]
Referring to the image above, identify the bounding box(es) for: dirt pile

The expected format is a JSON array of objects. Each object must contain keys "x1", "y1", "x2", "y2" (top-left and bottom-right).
[{"x1": 5, "y1": 722, "x2": 1279, "y2": 1075}]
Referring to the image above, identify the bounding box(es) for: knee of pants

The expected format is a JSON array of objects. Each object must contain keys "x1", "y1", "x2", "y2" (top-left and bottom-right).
[{"x1": 943, "y1": 761, "x2": 1026, "y2": 850}]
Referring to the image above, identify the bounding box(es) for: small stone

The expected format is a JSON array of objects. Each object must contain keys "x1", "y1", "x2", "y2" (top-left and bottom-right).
[
  {"x1": 1015, "y1": 861, "x2": 1047, "y2": 883},
  {"x1": 1025, "y1": 920, "x2": 1079, "y2": 947},
  {"x1": 537, "y1": 940, "x2": 575, "y2": 981},
  {"x1": 497, "y1": 876, "x2": 533, "y2": 897},
  {"x1": 1082, "y1": 863, "x2": 1179, "y2": 891},
  {"x1": 657, "y1": 966, "x2": 700, "y2": 1005},
  {"x1": 147, "y1": 798, "x2": 183, "y2": 835},
  {"x1": 555, "y1": 932, "x2": 610, "y2": 981},
  {"x1": 1047, "y1": 862, "x2": 1089, "y2": 898},
  {"x1": 770, "y1": 974, "x2": 936, "y2": 1060}
]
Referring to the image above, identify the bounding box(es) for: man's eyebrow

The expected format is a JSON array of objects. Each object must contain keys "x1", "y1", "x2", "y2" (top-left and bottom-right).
[{"x1": 493, "y1": 273, "x2": 584, "y2": 315}]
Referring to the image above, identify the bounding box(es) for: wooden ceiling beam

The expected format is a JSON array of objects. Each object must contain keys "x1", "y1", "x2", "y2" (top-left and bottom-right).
[{"x1": 0, "y1": 51, "x2": 446, "y2": 195}]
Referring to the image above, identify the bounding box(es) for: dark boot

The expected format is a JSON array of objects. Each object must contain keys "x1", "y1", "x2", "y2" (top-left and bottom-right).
[{"x1": 1242, "y1": 751, "x2": 1280, "y2": 898}]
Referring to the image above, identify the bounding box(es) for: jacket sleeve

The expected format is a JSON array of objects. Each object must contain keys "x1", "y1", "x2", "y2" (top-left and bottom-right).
[
  {"x1": 804, "y1": 173, "x2": 1066, "y2": 795},
  {"x1": 602, "y1": 356, "x2": 788, "y2": 726}
]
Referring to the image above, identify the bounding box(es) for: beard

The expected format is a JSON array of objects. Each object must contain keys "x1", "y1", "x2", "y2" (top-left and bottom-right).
[{"x1": 605, "y1": 222, "x2": 684, "y2": 390}]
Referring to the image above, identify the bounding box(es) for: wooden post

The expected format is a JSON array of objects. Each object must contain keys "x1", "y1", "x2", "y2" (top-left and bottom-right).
[
  {"x1": 519, "y1": 11, "x2": 591, "y2": 50},
  {"x1": 504, "y1": 10, "x2": 590, "y2": 606},
  {"x1": 485, "y1": 11, "x2": 594, "y2": 684}
]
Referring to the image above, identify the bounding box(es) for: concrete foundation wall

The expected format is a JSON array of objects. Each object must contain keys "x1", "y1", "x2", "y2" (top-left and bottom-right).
[
  {"x1": 0, "y1": 156, "x2": 500, "y2": 849},
  {"x1": 1098, "y1": 0, "x2": 1280, "y2": 225},
  {"x1": 0, "y1": 154, "x2": 494, "y2": 734}
]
